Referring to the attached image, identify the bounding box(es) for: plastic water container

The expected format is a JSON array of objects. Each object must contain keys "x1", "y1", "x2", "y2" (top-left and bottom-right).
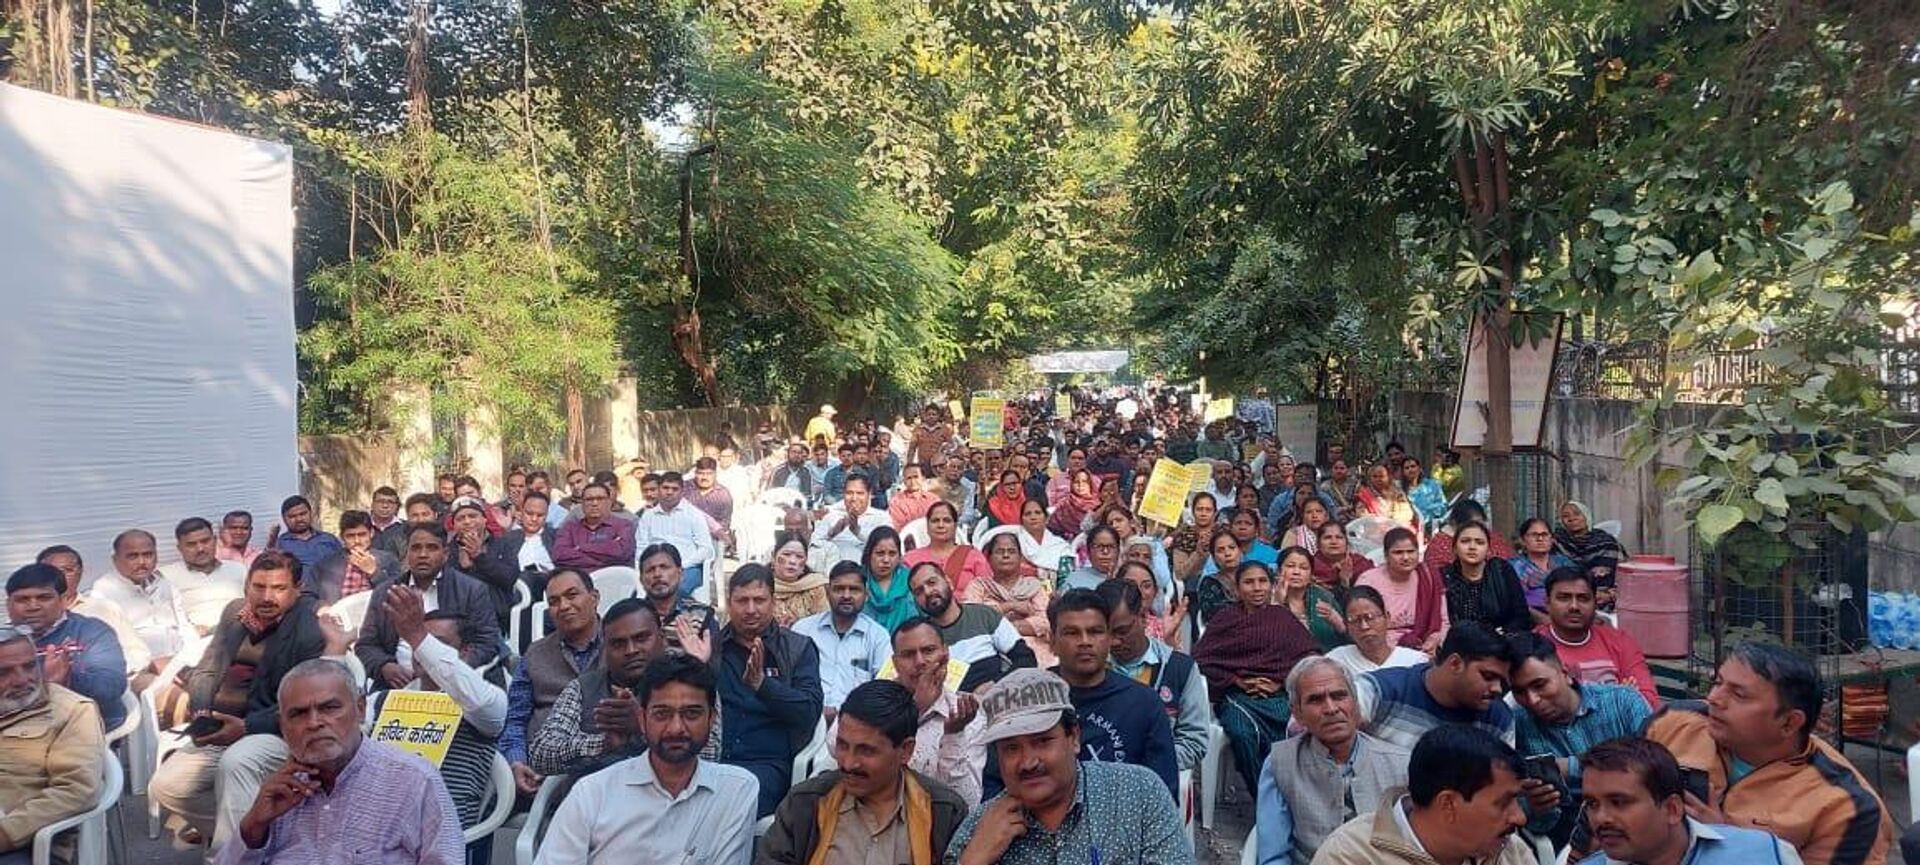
[{"x1": 1616, "y1": 555, "x2": 1690, "y2": 658}]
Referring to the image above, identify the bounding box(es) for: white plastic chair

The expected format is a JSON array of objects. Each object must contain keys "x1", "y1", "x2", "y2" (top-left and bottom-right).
[
  {"x1": 899, "y1": 518, "x2": 929, "y2": 552},
  {"x1": 513, "y1": 773, "x2": 567, "y2": 865},
  {"x1": 33, "y1": 748, "x2": 120, "y2": 865},
  {"x1": 142, "y1": 646, "x2": 211, "y2": 839},
  {"x1": 1593, "y1": 519, "x2": 1623, "y2": 539},
  {"x1": 1241, "y1": 827, "x2": 1258, "y2": 865},
  {"x1": 1199, "y1": 679, "x2": 1229, "y2": 830},
  {"x1": 759, "y1": 488, "x2": 805, "y2": 510},
  {"x1": 1907, "y1": 740, "x2": 1920, "y2": 826},
  {"x1": 528, "y1": 601, "x2": 551, "y2": 645},
  {"x1": 507, "y1": 581, "x2": 534, "y2": 655},
  {"x1": 328, "y1": 590, "x2": 375, "y2": 634},
  {"x1": 792, "y1": 717, "x2": 829, "y2": 784},
  {"x1": 464, "y1": 753, "x2": 517, "y2": 845},
  {"x1": 1179, "y1": 768, "x2": 1196, "y2": 852},
  {"x1": 588, "y1": 567, "x2": 640, "y2": 614},
  {"x1": 733, "y1": 502, "x2": 786, "y2": 565}
]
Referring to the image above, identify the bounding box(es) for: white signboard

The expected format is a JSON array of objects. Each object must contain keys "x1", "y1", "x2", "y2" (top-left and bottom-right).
[
  {"x1": 0, "y1": 83, "x2": 297, "y2": 578},
  {"x1": 1451, "y1": 315, "x2": 1562, "y2": 450},
  {"x1": 1272, "y1": 405, "x2": 1319, "y2": 457}
]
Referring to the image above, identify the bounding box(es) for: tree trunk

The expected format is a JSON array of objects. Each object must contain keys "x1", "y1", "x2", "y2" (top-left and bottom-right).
[
  {"x1": 675, "y1": 147, "x2": 722, "y2": 406},
  {"x1": 564, "y1": 384, "x2": 587, "y2": 471},
  {"x1": 1456, "y1": 135, "x2": 1519, "y2": 536},
  {"x1": 404, "y1": 0, "x2": 432, "y2": 131}
]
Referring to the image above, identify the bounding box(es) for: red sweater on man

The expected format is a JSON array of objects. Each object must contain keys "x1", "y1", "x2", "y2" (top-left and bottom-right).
[{"x1": 1535, "y1": 622, "x2": 1660, "y2": 708}]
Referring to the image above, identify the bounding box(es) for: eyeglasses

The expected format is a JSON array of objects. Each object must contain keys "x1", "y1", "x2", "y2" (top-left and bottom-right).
[{"x1": 1348, "y1": 613, "x2": 1383, "y2": 627}]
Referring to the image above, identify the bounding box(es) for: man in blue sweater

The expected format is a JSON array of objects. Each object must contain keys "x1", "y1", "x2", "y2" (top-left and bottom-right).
[
  {"x1": 1355, "y1": 621, "x2": 1515, "y2": 750},
  {"x1": 6, "y1": 563, "x2": 127, "y2": 729},
  {"x1": 985, "y1": 588, "x2": 1179, "y2": 800}
]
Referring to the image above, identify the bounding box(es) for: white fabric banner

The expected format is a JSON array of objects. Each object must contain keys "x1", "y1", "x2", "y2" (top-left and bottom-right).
[{"x1": 0, "y1": 83, "x2": 297, "y2": 584}]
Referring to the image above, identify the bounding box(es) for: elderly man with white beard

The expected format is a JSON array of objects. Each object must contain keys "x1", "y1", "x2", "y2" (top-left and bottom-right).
[{"x1": 0, "y1": 627, "x2": 104, "y2": 865}]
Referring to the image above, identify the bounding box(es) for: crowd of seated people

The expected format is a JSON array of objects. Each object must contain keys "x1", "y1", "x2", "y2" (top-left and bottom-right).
[{"x1": 0, "y1": 389, "x2": 1898, "y2": 865}]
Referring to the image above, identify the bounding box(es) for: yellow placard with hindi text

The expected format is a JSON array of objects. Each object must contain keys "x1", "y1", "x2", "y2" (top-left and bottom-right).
[
  {"x1": 1054, "y1": 393, "x2": 1073, "y2": 418},
  {"x1": 1188, "y1": 460, "x2": 1216, "y2": 494},
  {"x1": 370, "y1": 691, "x2": 464, "y2": 767},
  {"x1": 971, "y1": 398, "x2": 1006, "y2": 447},
  {"x1": 1204, "y1": 396, "x2": 1235, "y2": 422},
  {"x1": 1138, "y1": 459, "x2": 1197, "y2": 527},
  {"x1": 875, "y1": 657, "x2": 971, "y2": 693}
]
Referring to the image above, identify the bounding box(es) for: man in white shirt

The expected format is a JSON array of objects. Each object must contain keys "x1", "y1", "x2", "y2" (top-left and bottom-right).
[
  {"x1": 793, "y1": 563, "x2": 891, "y2": 716},
  {"x1": 887, "y1": 617, "x2": 986, "y2": 808},
  {"x1": 534, "y1": 654, "x2": 757, "y2": 865},
  {"x1": 376, "y1": 588, "x2": 509, "y2": 843},
  {"x1": 633, "y1": 471, "x2": 716, "y2": 599},
  {"x1": 160, "y1": 517, "x2": 249, "y2": 637},
  {"x1": 715, "y1": 446, "x2": 758, "y2": 513},
  {"x1": 810, "y1": 475, "x2": 890, "y2": 567},
  {"x1": 86, "y1": 529, "x2": 193, "y2": 684}
]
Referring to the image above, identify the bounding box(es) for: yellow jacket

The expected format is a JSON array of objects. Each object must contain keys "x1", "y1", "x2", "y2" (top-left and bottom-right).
[
  {"x1": 0, "y1": 685, "x2": 103, "y2": 851},
  {"x1": 1311, "y1": 790, "x2": 1536, "y2": 865}
]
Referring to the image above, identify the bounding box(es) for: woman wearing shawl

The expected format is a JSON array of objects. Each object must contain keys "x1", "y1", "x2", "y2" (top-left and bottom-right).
[
  {"x1": 1553, "y1": 500, "x2": 1628, "y2": 607},
  {"x1": 964, "y1": 530, "x2": 1054, "y2": 665},
  {"x1": 1399, "y1": 456, "x2": 1450, "y2": 527},
  {"x1": 1046, "y1": 469, "x2": 1101, "y2": 538},
  {"x1": 860, "y1": 526, "x2": 916, "y2": 631},
  {"x1": 1232, "y1": 485, "x2": 1268, "y2": 541},
  {"x1": 768, "y1": 532, "x2": 828, "y2": 626},
  {"x1": 983, "y1": 469, "x2": 1026, "y2": 529},
  {"x1": 1193, "y1": 560, "x2": 1319, "y2": 793},
  {"x1": 1423, "y1": 498, "x2": 1515, "y2": 572},
  {"x1": 1188, "y1": 530, "x2": 1244, "y2": 630},
  {"x1": 901, "y1": 501, "x2": 989, "y2": 594},
  {"x1": 1356, "y1": 527, "x2": 1450, "y2": 653},
  {"x1": 1014, "y1": 497, "x2": 1074, "y2": 581},
  {"x1": 1274, "y1": 545, "x2": 1347, "y2": 650},
  {"x1": 1441, "y1": 521, "x2": 1534, "y2": 635},
  {"x1": 1355, "y1": 463, "x2": 1419, "y2": 530},
  {"x1": 1510, "y1": 517, "x2": 1572, "y2": 609},
  {"x1": 1310, "y1": 521, "x2": 1374, "y2": 595},
  {"x1": 1280, "y1": 497, "x2": 1333, "y2": 554}
]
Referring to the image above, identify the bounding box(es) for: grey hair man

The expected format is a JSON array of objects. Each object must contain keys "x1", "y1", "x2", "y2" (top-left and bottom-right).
[
  {"x1": 218, "y1": 659, "x2": 462, "y2": 864},
  {"x1": 1254, "y1": 655, "x2": 1412, "y2": 865}
]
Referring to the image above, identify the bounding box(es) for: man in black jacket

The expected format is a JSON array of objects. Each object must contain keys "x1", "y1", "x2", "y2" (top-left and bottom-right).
[
  {"x1": 148, "y1": 551, "x2": 349, "y2": 848},
  {"x1": 357, "y1": 523, "x2": 501, "y2": 690},
  {"x1": 447, "y1": 497, "x2": 520, "y2": 632},
  {"x1": 760, "y1": 680, "x2": 969, "y2": 864},
  {"x1": 704, "y1": 563, "x2": 823, "y2": 817},
  {"x1": 486, "y1": 489, "x2": 557, "y2": 596}
]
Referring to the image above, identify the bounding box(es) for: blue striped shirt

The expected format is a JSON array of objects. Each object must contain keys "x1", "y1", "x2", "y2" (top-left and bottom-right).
[{"x1": 1356, "y1": 663, "x2": 1514, "y2": 750}]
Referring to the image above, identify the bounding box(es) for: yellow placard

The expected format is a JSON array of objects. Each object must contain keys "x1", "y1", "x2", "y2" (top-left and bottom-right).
[
  {"x1": 1188, "y1": 460, "x2": 1216, "y2": 493},
  {"x1": 1054, "y1": 393, "x2": 1073, "y2": 418},
  {"x1": 1204, "y1": 396, "x2": 1235, "y2": 422},
  {"x1": 1138, "y1": 459, "x2": 1197, "y2": 527},
  {"x1": 370, "y1": 691, "x2": 464, "y2": 767},
  {"x1": 971, "y1": 398, "x2": 1006, "y2": 447}
]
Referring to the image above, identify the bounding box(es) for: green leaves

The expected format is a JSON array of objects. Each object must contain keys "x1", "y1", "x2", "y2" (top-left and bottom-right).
[{"x1": 1695, "y1": 504, "x2": 1744, "y2": 546}]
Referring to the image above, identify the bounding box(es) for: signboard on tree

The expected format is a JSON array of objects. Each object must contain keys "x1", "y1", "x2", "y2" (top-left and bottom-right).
[{"x1": 1451, "y1": 314, "x2": 1563, "y2": 450}]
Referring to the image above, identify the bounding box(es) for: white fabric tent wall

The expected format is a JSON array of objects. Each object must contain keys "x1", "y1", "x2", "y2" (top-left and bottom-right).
[{"x1": 0, "y1": 83, "x2": 297, "y2": 585}]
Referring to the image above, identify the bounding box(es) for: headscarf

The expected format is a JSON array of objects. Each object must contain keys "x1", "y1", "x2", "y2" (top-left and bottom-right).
[
  {"x1": 1552, "y1": 500, "x2": 1626, "y2": 566},
  {"x1": 986, "y1": 481, "x2": 1026, "y2": 527},
  {"x1": 1047, "y1": 470, "x2": 1101, "y2": 537},
  {"x1": 860, "y1": 527, "x2": 917, "y2": 631}
]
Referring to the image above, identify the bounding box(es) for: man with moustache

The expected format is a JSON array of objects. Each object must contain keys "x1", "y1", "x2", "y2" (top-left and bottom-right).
[
  {"x1": 527, "y1": 598, "x2": 691, "y2": 777},
  {"x1": 763, "y1": 679, "x2": 971, "y2": 864},
  {"x1": 218, "y1": 659, "x2": 464, "y2": 864},
  {"x1": 906, "y1": 563, "x2": 1034, "y2": 671},
  {"x1": 535, "y1": 656, "x2": 759, "y2": 865},
  {"x1": 1313, "y1": 724, "x2": 1535, "y2": 865},
  {"x1": 943, "y1": 668, "x2": 1191, "y2": 865},
  {"x1": 502, "y1": 568, "x2": 600, "y2": 795},
  {"x1": 794, "y1": 562, "x2": 892, "y2": 714},
  {"x1": 160, "y1": 516, "x2": 250, "y2": 636},
  {"x1": 884, "y1": 618, "x2": 987, "y2": 808},
  {"x1": 5, "y1": 563, "x2": 128, "y2": 730},
  {"x1": 697, "y1": 565, "x2": 823, "y2": 818},
  {"x1": 1576, "y1": 738, "x2": 1802, "y2": 865},
  {"x1": 1255, "y1": 656, "x2": 1410, "y2": 865},
  {"x1": 0, "y1": 627, "x2": 105, "y2": 865},
  {"x1": 356, "y1": 523, "x2": 501, "y2": 692},
  {"x1": 149, "y1": 551, "x2": 346, "y2": 851}
]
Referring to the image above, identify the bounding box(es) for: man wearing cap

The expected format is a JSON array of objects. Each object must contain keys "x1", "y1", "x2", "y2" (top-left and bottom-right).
[
  {"x1": 945, "y1": 668, "x2": 1192, "y2": 865},
  {"x1": 806, "y1": 405, "x2": 839, "y2": 447}
]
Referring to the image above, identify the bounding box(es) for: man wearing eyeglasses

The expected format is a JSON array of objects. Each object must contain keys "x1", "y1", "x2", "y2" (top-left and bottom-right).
[{"x1": 0, "y1": 623, "x2": 106, "y2": 864}]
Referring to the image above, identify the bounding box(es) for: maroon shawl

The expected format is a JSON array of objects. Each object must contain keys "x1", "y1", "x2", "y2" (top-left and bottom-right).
[
  {"x1": 1398, "y1": 564, "x2": 1448, "y2": 649},
  {"x1": 1192, "y1": 601, "x2": 1318, "y2": 696}
]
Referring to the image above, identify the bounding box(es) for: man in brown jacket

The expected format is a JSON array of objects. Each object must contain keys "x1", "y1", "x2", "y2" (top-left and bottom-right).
[
  {"x1": 1645, "y1": 643, "x2": 1891, "y2": 865},
  {"x1": 1312, "y1": 724, "x2": 1533, "y2": 865},
  {"x1": 0, "y1": 627, "x2": 104, "y2": 863},
  {"x1": 759, "y1": 680, "x2": 968, "y2": 865}
]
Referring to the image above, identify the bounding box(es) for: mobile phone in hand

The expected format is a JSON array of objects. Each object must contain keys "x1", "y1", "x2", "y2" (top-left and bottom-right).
[
  {"x1": 1523, "y1": 754, "x2": 1564, "y2": 787},
  {"x1": 179, "y1": 715, "x2": 224, "y2": 739},
  {"x1": 1678, "y1": 766, "x2": 1710, "y2": 803}
]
